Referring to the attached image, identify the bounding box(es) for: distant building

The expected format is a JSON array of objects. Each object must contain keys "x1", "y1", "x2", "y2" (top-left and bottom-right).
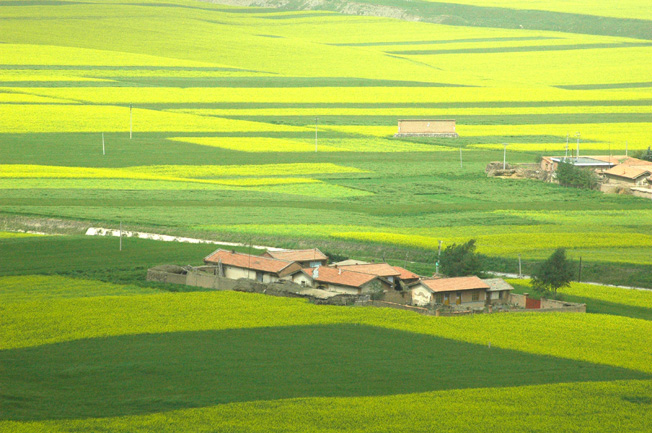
[
  {"x1": 394, "y1": 119, "x2": 459, "y2": 138},
  {"x1": 262, "y1": 248, "x2": 328, "y2": 268},
  {"x1": 335, "y1": 263, "x2": 401, "y2": 286},
  {"x1": 204, "y1": 249, "x2": 301, "y2": 283}
]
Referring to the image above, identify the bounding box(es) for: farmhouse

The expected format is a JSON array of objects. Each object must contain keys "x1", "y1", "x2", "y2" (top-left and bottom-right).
[
  {"x1": 204, "y1": 249, "x2": 301, "y2": 283},
  {"x1": 262, "y1": 248, "x2": 328, "y2": 268},
  {"x1": 603, "y1": 166, "x2": 651, "y2": 187},
  {"x1": 394, "y1": 119, "x2": 459, "y2": 138},
  {"x1": 335, "y1": 263, "x2": 401, "y2": 286},
  {"x1": 410, "y1": 276, "x2": 489, "y2": 307},
  {"x1": 289, "y1": 266, "x2": 390, "y2": 295}
]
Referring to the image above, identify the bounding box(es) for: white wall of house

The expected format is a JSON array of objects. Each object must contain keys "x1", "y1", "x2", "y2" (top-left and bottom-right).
[
  {"x1": 292, "y1": 273, "x2": 314, "y2": 287},
  {"x1": 411, "y1": 285, "x2": 432, "y2": 306},
  {"x1": 223, "y1": 265, "x2": 278, "y2": 283},
  {"x1": 324, "y1": 284, "x2": 360, "y2": 295}
]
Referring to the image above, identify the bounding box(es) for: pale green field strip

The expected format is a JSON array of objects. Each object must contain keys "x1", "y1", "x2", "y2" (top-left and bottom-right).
[
  {"x1": 0, "y1": 44, "x2": 228, "y2": 68},
  {"x1": 2, "y1": 380, "x2": 650, "y2": 432},
  {"x1": 412, "y1": 47, "x2": 652, "y2": 86},
  {"x1": 0, "y1": 275, "x2": 157, "y2": 302},
  {"x1": 497, "y1": 210, "x2": 652, "y2": 227},
  {"x1": 14, "y1": 86, "x2": 652, "y2": 104},
  {"x1": 462, "y1": 123, "x2": 652, "y2": 150},
  {"x1": 421, "y1": 0, "x2": 652, "y2": 21},
  {"x1": 0, "y1": 72, "x2": 112, "y2": 82},
  {"x1": 3, "y1": 290, "x2": 652, "y2": 374},
  {"x1": 168, "y1": 137, "x2": 456, "y2": 153},
  {"x1": 0, "y1": 92, "x2": 78, "y2": 104},
  {"x1": 0, "y1": 179, "x2": 370, "y2": 198},
  {"x1": 507, "y1": 279, "x2": 652, "y2": 311},
  {"x1": 0, "y1": 105, "x2": 308, "y2": 134},
  {"x1": 172, "y1": 105, "x2": 652, "y2": 117},
  {"x1": 389, "y1": 42, "x2": 652, "y2": 55},
  {"x1": 169, "y1": 137, "x2": 345, "y2": 153},
  {"x1": 193, "y1": 224, "x2": 652, "y2": 265}
]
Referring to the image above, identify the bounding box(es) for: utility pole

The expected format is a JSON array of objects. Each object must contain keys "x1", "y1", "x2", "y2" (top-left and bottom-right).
[
  {"x1": 459, "y1": 145, "x2": 463, "y2": 168},
  {"x1": 575, "y1": 132, "x2": 580, "y2": 160},
  {"x1": 502, "y1": 143, "x2": 508, "y2": 170},
  {"x1": 129, "y1": 105, "x2": 133, "y2": 139},
  {"x1": 119, "y1": 221, "x2": 122, "y2": 251},
  {"x1": 626, "y1": 141, "x2": 628, "y2": 157},
  {"x1": 518, "y1": 254, "x2": 522, "y2": 278},
  {"x1": 315, "y1": 117, "x2": 318, "y2": 152},
  {"x1": 565, "y1": 134, "x2": 569, "y2": 160},
  {"x1": 578, "y1": 256, "x2": 582, "y2": 282}
]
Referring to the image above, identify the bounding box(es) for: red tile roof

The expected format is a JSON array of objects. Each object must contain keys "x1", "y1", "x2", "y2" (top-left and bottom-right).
[
  {"x1": 392, "y1": 266, "x2": 420, "y2": 280},
  {"x1": 302, "y1": 266, "x2": 376, "y2": 288},
  {"x1": 420, "y1": 276, "x2": 489, "y2": 293},
  {"x1": 204, "y1": 249, "x2": 295, "y2": 275},
  {"x1": 605, "y1": 165, "x2": 651, "y2": 180},
  {"x1": 337, "y1": 263, "x2": 401, "y2": 278},
  {"x1": 265, "y1": 248, "x2": 328, "y2": 262}
]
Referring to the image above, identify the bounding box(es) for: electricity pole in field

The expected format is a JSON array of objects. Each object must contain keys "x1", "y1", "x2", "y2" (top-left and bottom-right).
[{"x1": 575, "y1": 132, "x2": 580, "y2": 160}]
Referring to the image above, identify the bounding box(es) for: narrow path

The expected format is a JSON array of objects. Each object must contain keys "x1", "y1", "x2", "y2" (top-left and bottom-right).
[{"x1": 85, "y1": 227, "x2": 652, "y2": 292}]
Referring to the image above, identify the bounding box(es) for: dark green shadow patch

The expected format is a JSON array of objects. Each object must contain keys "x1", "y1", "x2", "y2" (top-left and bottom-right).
[{"x1": 1, "y1": 324, "x2": 648, "y2": 421}]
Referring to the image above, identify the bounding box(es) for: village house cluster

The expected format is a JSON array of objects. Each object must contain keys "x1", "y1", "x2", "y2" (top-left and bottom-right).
[
  {"x1": 202, "y1": 248, "x2": 513, "y2": 309},
  {"x1": 541, "y1": 154, "x2": 652, "y2": 197}
]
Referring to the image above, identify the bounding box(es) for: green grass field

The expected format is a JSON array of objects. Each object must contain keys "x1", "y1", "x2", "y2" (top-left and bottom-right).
[{"x1": 1, "y1": 0, "x2": 652, "y2": 430}]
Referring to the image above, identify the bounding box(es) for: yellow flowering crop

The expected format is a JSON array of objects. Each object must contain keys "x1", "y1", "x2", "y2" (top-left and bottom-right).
[
  {"x1": 0, "y1": 104, "x2": 306, "y2": 134},
  {"x1": 0, "y1": 231, "x2": 43, "y2": 239}
]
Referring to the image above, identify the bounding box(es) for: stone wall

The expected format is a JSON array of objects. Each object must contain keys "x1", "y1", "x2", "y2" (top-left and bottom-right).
[{"x1": 510, "y1": 293, "x2": 585, "y2": 313}]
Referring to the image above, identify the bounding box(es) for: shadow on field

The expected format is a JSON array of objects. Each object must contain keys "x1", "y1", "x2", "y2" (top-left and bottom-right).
[{"x1": 1, "y1": 324, "x2": 648, "y2": 421}]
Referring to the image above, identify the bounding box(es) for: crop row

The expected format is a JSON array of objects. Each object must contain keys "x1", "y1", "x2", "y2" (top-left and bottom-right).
[{"x1": 2, "y1": 379, "x2": 649, "y2": 432}]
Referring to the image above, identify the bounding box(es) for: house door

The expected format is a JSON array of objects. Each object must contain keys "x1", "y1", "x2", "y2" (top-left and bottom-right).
[
  {"x1": 456, "y1": 291, "x2": 462, "y2": 305},
  {"x1": 256, "y1": 271, "x2": 263, "y2": 282},
  {"x1": 444, "y1": 293, "x2": 450, "y2": 305}
]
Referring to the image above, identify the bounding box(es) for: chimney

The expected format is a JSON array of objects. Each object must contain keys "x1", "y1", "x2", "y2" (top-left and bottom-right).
[
  {"x1": 338, "y1": 268, "x2": 342, "y2": 275},
  {"x1": 312, "y1": 267, "x2": 319, "y2": 279}
]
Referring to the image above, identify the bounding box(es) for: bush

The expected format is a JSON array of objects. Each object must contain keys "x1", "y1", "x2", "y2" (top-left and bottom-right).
[
  {"x1": 439, "y1": 239, "x2": 483, "y2": 277},
  {"x1": 556, "y1": 161, "x2": 599, "y2": 189}
]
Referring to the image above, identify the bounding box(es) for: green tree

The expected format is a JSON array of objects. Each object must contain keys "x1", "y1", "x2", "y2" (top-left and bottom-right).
[
  {"x1": 555, "y1": 161, "x2": 599, "y2": 189},
  {"x1": 531, "y1": 248, "x2": 575, "y2": 297},
  {"x1": 439, "y1": 239, "x2": 483, "y2": 277}
]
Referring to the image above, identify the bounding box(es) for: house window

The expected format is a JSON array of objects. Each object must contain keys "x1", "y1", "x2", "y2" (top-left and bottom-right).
[
  {"x1": 456, "y1": 291, "x2": 462, "y2": 305},
  {"x1": 498, "y1": 291, "x2": 504, "y2": 300},
  {"x1": 472, "y1": 291, "x2": 479, "y2": 301},
  {"x1": 435, "y1": 293, "x2": 444, "y2": 304},
  {"x1": 300, "y1": 280, "x2": 306, "y2": 287},
  {"x1": 309, "y1": 261, "x2": 321, "y2": 268},
  {"x1": 256, "y1": 271, "x2": 263, "y2": 282},
  {"x1": 444, "y1": 293, "x2": 450, "y2": 305}
]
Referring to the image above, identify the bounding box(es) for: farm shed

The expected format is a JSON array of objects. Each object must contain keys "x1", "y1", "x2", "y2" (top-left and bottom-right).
[
  {"x1": 394, "y1": 119, "x2": 459, "y2": 138},
  {"x1": 482, "y1": 278, "x2": 514, "y2": 304},
  {"x1": 262, "y1": 248, "x2": 328, "y2": 268},
  {"x1": 290, "y1": 266, "x2": 391, "y2": 295},
  {"x1": 410, "y1": 276, "x2": 489, "y2": 307},
  {"x1": 204, "y1": 249, "x2": 301, "y2": 284}
]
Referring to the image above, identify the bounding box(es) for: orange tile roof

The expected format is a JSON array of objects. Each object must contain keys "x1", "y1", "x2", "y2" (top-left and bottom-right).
[
  {"x1": 420, "y1": 276, "x2": 489, "y2": 293},
  {"x1": 266, "y1": 248, "x2": 328, "y2": 262},
  {"x1": 605, "y1": 165, "x2": 651, "y2": 180},
  {"x1": 337, "y1": 263, "x2": 401, "y2": 278},
  {"x1": 590, "y1": 156, "x2": 652, "y2": 166},
  {"x1": 204, "y1": 249, "x2": 294, "y2": 274},
  {"x1": 302, "y1": 266, "x2": 376, "y2": 288},
  {"x1": 392, "y1": 266, "x2": 420, "y2": 280}
]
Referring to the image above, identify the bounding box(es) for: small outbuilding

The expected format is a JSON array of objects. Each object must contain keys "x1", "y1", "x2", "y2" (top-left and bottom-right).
[
  {"x1": 482, "y1": 278, "x2": 514, "y2": 304},
  {"x1": 289, "y1": 266, "x2": 390, "y2": 295}
]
